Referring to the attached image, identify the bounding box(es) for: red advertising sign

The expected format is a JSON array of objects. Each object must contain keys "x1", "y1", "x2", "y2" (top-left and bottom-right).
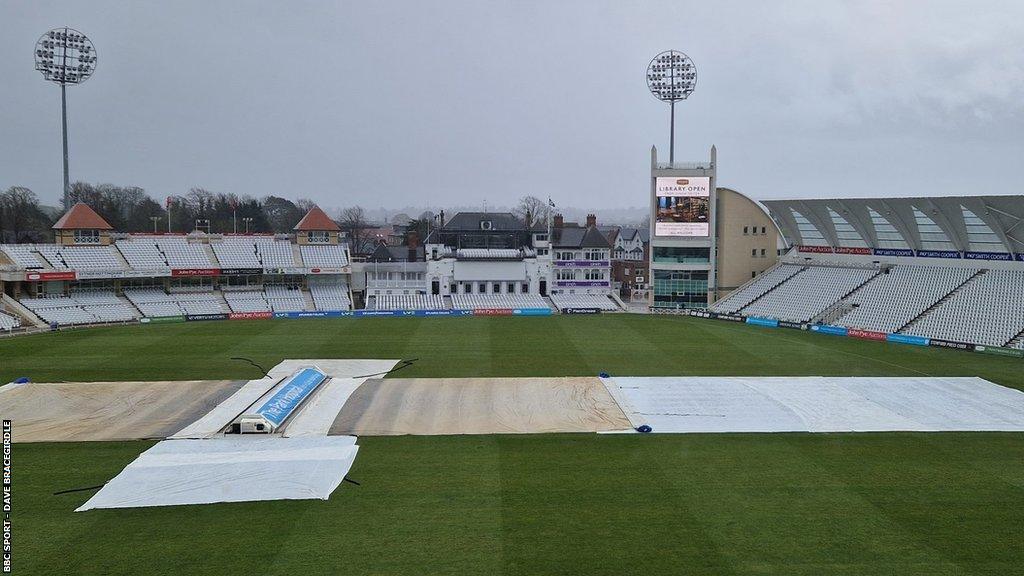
[
  {"x1": 835, "y1": 247, "x2": 872, "y2": 255},
  {"x1": 24, "y1": 271, "x2": 77, "y2": 281},
  {"x1": 228, "y1": 311, "x2": 273, "y2": 321},
  {"x1": 171, "y1": 268, "x2": 221, "y2": 277},
  {"x1": 848, "y1": 328, "x2": 887, "y2": 341},
  {"x1": 797, "y1": 245, "x2": 834, "y2": 254}
]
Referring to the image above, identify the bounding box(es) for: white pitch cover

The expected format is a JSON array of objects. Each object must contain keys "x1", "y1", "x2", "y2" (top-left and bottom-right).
[
  {"x1": 76, "y1": 436, "x2": 359, "y2": 511},
  {"x1": 606, "y1": 376, "x2": 1024, "y2": 433}
]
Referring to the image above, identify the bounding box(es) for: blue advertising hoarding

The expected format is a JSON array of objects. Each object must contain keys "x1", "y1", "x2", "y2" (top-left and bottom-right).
[
  {"x1": 810, "y1": 324, "x2": 848, "y2": 336},
  {"x1": 255, "y1": 367, "x2": 327, "y2": 427}
]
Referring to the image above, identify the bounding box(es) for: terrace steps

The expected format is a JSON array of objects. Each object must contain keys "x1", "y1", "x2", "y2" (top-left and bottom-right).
[
  {"x1": 897, "y1": 269, "x2": 986, "y2": 334},
  {"x1": 735, "y1": 266, "x2": 808, "y2": 313}
]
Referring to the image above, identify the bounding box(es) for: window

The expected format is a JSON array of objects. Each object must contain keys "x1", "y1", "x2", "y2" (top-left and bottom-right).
[
  {"x1": 585, "y1": 269, "x2": 604, "y2": 280},
  {"x1": 652, "y1": 270, "x2": 708, "y2": 309},
  {"x1": 790, "y1": 209, "x2": 827, "y2": 246},
  {"x1": 536, "y1": 248, "x2": 548, "y2": 256},
  {"x1": 478, "y1": 283, "x2": 487, "y2": 293},
  {"x1": 751, "y1": 249, "x2": 757, "y2": 257},
  {"x1": 307, "y1": 231, "x2": 330, "y2": 244},
  {"x1": 624, "y1": 268, "x2": 631, "y2": 275},
  {"x1": 752, "y1": 271, "x2": 757, "y2": 278},
  {"x1": 961, "y1": 206, "x2": 1004, "y2": 252},
  {"x1": 828, "y1": 208, "x2": 867, "y2": 247},
  {"x1": 652, "y1": 246, "x2": 710, "y2": 264},
  {"x1": 761, "y1": 226, "x2": 766, "y2": 234},
  {"x1": 507, "y1": 282, "x2": 516, "y2": 293},
  {"x1": 464, "y1": 283, "x2": 473, "y2": 294},
  {"x1": 74, "y1": 229, "x2": 99, "y2": 244},
  {"x1": 913, "y1": 207, "x2": 956, "y2": 250},
  {"x1": 522, "y1": 282, "x2": 529, "y2": 293},
  {"x1": 869, "y1": 208, "x2": 909, "y2": 249},
  {"x1": 535, "y1": 234, "x2": 548, "y2": 242},
  {"x1": 760, "y1": 249, "x2": 766, "y2": 257},
  {"x1": 493, "y1": 283, "x2": 501, "y2": 294},
  {"x1": 743, "y1": 226, "x2": 749, "y2": 235},
  {"x1": 449, "y1": 283, "x2": 457, "y2": 294},
  {"x1": 480, "y1": 220, "x2": 493, "y2": 231}
]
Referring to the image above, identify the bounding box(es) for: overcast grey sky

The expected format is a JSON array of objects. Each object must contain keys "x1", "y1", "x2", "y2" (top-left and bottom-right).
[{"x1": 3, "y1": 0, "x2": 1023, "y2": 210}]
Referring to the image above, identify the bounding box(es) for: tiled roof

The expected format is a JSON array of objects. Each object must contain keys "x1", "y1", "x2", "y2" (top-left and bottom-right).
[
  {"x1": 51, "y1": 202, "x2": 113, "y2": 230},
  {"x1": 294, "y1": 206, "x2": 341, "y2": 231}
]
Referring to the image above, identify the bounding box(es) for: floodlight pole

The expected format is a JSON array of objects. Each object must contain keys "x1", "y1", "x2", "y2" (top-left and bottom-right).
[
  {"x1": 669, "y1": 100, "x2": 675, "y2": 165},
  {"x1": 61, "y1": 74, "x2": 70, "y2": 210}
]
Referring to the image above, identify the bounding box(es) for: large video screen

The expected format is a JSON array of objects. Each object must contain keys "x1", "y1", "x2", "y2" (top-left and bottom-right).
[{"x1": 655, "y1": 176, "x2": 710, "y2": 237}]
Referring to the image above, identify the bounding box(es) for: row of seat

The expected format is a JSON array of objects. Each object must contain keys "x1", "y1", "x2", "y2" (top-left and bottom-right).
[
  {"x1": 741, "y1": 266, "x2": 879, "y2": 322},
  {"x1": 711, "y1": 265, "x2": 805, "y2": 314},
  {"x1": 123, "y1": 287, "x2": 227, "y2": 317},
  {"x1": 308, "y1": 282, "x2": 352, "y2": 311},
  {"x1": 18, "y1": 290, "x2": 137, "y2": 325},
  {"x1": 370, "y1": 294, "x2": 447, "y2": 310},
  {"x1": 2, "y1": 240, "x2": 345, "y2": 271},
  {"x1": 0, "y1": 311, "x2": 21, "y2": 330},
  {"x1": 836, "y1": 266, "x2": 976, "y2": 333},
  {"x1": 450, "y1": 294, "x2": 551, "y2": 310},
  {"x1": 714, "y1": 262, "x2": 1024, "y2": 348},
  {"x1": 903, "y1": 269, "x2": 1024, "y2": 347},
  {"x1": 550, "y1": 293, "x2": 620, "y2": 311}
]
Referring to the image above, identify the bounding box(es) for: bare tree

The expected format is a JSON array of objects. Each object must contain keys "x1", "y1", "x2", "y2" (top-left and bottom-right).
[
  {"x1": 514, "y1": 195, "x2": 551, "y2": 229},
  {"x1": 338, "y1": 206, "x2": 373, "y2": 254},
  {"x1": 0, "y1": 187, "x2": 52, "y2": 243},
  {"x1": 294, "y1": 198, "x2": 317, "y2": 214}
]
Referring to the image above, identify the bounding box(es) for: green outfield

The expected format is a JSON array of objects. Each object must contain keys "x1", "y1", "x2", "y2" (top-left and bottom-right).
[{"x1": 6, "y1": 315, "x2": 1024, "y2": 575}]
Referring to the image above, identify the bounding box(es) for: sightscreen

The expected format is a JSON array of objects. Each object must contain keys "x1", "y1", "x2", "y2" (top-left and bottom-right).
[{"x1": 655, "y1": 176, "x2": 710, "y2": 237}]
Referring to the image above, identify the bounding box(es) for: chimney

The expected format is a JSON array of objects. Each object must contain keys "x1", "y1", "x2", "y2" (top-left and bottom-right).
[
  {"x1": 439, "y1": 209, "x2": 446, "y2": 228},
  {"x1": 408, "y1": 230, "x2": 419, "y2": 261},
  {"x1": 586, "y1": 213, "x2": 596, "y2": 227},
  {"x1": 553, "y1": 214, "x2": 564, "y2": 229}
]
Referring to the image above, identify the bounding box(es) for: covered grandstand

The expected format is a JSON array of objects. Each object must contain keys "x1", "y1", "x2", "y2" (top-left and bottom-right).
[{"x1": 702, "y1": 195, "x2": 1024, "y2": 354}]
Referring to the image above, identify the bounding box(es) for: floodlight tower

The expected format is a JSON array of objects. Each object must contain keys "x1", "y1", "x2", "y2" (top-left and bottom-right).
[
  {"x1": 646, "y1": 50, "x2": 696, "y2": 165},
  {"x1": 34, "y1": 27, "x2": 97, "y2": 210}
]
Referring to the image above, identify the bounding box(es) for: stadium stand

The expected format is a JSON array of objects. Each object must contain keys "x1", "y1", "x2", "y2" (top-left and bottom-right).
[
  {"x1": 0, "y1": 245, "x2": 47, "y2": 269},
  {"x1": 19, "y1": 290, "x2": 136, "y2": 325},
  {"x1": 59, "y1": 246, "x2": 124, "y2": 269},
  {"x1": 223, "y1": 290, "x2": 271, "y2": 313},
  {"x1": 550, "y1": 293, "x2": 621, "y2": 311},
  {"x1": 902, "y1": 269, "x2": 1024, "y2": 347},
  {"x1": 451, "y1": 294, "x2": 551, "y2": 310},
  {"x1": 265, "y1": 285, "x2": 306, "y2": 312},
  {"x1": 710, "y1": 264, "x2": 806, "y2": 314},
  {"x1": 212, "y1": 239, "x2": 260, "y2": 268},
  {"x1": 456, "y1": 248, "x2": 522, "y2": 259},
  {"x1": 0, "y1": 311, "x2": 21, "y2": 330},
  {"x1": 740, "y1": 265, "x2": 879, "y2": 322},
  {"x1": 309, "y1": 281, "x2": 352, "y2": 311},
  {"x1": 834, "y1": 266, "x2": 978, "y2": 333},
  {"x1": 115, "y1": 239, "x2": 168, "y2": 269},
  {"x1": 256, "y1": 240, "x2": 297, "y2": 267},
  {"x1": 123, "y1": 287, "x2": 226, "y2": 317},
  {"x1": 300, "y1": 245, "x2": 348, "y2": 268},
  {"x1": 35, "y1": 245, "x2": 68, "y2": 268},
  {"x1": 154, "y1": 238, "x2": 215, "y2": 268},
  {"x1": 370, "y1": 294, "x2": 448, "y2": 310}
]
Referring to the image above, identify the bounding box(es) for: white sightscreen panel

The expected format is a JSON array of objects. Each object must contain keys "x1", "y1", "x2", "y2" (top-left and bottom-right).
[
  {"x1": 606, "y1": 376, "x2": 1024, "y2": 433},
  {"x1": 76, "y1": 436, "x2": 359, "y2": 511},
  {"x1": 453, "y1": 261, "x2": 526, "y2": 281}
]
